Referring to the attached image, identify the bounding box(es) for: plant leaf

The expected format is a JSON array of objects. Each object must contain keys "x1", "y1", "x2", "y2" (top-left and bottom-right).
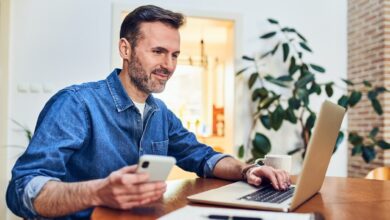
[
  {"x1": 367, "y1": 90, "x2": 378, "y2": 100},
  {"x1": 236, "y1": 67, "x2": 249, "y2": 76},
  {"x1": 242, "y1": 55, "x2": 255, "y2": 61},
  {"x1": 363, "y1": 80, "x2": 372, "y2": 87},
  {"x1": 252, "y1": 88, "x2": 269, "y2": 101},
  {"x1": 337, "y1": 95, "x2": 349, "y2": 108},
  {"x1": 377, "y1": 140, "x2": 390, "y2": 149},
  {"x1": 252, "y1": 132, "x2": 271, "y2": 155},
  {"x1": 295, "y1": 74, "x2": 314, "y2": 88},
  {"x1": 277, "y1": 75, "x2": 293, "y2": 82},
  {"x1": 341, "y1": 78, "x2": 354, "y2": 86},
  {"x1": 376, "y1": 86, "x2": 388, "y2": 93},
  {"x1": 270, "y1": 105, "x2": 285, "y2": 130},
  {"x1": 248, "y1": 72, "x2": 258, "y2": 89},
  {"x1": 299, "y1": 42, "x2": 312, "y2": 52},
  {"x1": 348, "y1": 90, "x2": 362, "y2": 107},
  {"x1": 285, "y1": 108, "x2": 297, "y2": 124},
  {"x1": 288, "y1": 57, "x2": 299, "y2": 75},
  {"x1": 371, "y1": 98, "x2": 383, "y2": 115},
  {"x1": 238, "y1": 145, "x2": 244, "y2": 158},
  {"x1": 348, "y1": 132, "x2": 363, "y2": 145},
  {"x1": 260, "y1": 114, "x2": 271, "y2": 129},
  {"x1": 271, "y1": 43, "x2": 280, "y2": 55},
  {"x1": 351, "y1": 144, "x2": 363, "y2": 156},
  {"x1": 267, "y1": 18, "x2": 279, "y2": 24},
  {"x1": 305, "y1": 113, "x2": 316, "y2": 130},
  {"x1": 333, "y1": 131, "x2": 344, "y2": 153},
  {"x1": 309, "y1": 82, "x2": 321, "y2": 95},
  {"x1": 260, "y1": 51, "x2": 271, "y2": 59},
  {"x1": 309, "y1": 64, "x2": 325, "y2": 73},
  {"x1": 259, "y1": 95, "x2": 280, "y2": 109},
  {"x1": 264, "y1": 75, "x2": 288, "y2": 87},
  {"x1": 297, "y1": 89, "x2": 309, "y2": 106},
  {"x1": 260, "y1": 32, "x2": 277, "y2": 39},
  {"x1": 282, "y1": 43, "x2": 289, "y2": 62},
  {"x1": 362, "y1": 146, "x2": 376, "y2": 163},
  {"x1": 287, "y1": 147, "x2": 302, "y2": 155},
  {"x1": 251, "y1": 148, "x2": 265, "y2": 161},
  {"x1": 297, "y1": 32, "x2": 307, "y2": 42},
  {"x1": 369, "y1": 127, "x2": 379, "y2": 138},
  {"x1": 288, "y1": 97, "x2": 300, "y2": 109},
  {"x1": 325, "y1": 83, "x2": 334, "y2": 97}
]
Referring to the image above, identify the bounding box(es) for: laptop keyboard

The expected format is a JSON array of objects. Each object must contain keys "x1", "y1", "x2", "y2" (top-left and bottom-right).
[{"x1": 239, "y1": 184, "x2": 295, "y2": 204}]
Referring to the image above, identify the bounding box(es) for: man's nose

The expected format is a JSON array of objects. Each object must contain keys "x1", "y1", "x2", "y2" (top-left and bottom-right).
[{"x1": 162, "y1": 56, "x2": 175, "y2": 72}]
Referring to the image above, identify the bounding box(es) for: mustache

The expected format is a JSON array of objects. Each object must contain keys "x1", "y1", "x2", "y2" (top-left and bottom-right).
[{"x1": 152, "y1": 68, "x2": 171, "y2": 75}]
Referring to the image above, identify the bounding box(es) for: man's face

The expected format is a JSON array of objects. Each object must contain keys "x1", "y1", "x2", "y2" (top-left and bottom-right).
[{"x1": 128, "y1": 22, "x2": 180, "y2": 94}]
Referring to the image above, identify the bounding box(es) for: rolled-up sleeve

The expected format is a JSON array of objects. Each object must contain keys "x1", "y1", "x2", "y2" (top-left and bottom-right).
[
  {"x1": 203, "y1": 154, "x2": 231, "y2": 178},
  {"x1": 22, "y1": 176, "x2": 60, "y2": 215},
  {"x1": 6, "y1": 89, "x2": 89, "y2": 218}
]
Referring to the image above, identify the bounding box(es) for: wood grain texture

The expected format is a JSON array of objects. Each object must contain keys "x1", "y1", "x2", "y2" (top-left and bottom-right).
[{"x1": 91, "y1": 177, "x2": 390, "y2": 220}]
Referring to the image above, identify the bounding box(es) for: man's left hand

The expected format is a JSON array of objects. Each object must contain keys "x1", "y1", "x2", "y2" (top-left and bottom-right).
[{"x1": 245, "y1": 166, "x2": 291, "y2": 190}]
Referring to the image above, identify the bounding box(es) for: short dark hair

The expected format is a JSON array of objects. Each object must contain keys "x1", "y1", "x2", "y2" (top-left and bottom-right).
[{"x1": 120, "y1": 5, "x2": 185, "y2": 48}]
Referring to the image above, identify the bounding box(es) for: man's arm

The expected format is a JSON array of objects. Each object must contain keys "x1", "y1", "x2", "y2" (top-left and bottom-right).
[
  {"x1": 33, "y1": 165, "x2": 166, "y2": 218},
  {"x1": 212, "y1": 157, "x2": 291, "y2": 190}
]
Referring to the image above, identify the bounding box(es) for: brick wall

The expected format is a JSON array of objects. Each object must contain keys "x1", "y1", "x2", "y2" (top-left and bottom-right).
[{"x1": 348, "y1": 0, "x2": 390, "y2": 177}]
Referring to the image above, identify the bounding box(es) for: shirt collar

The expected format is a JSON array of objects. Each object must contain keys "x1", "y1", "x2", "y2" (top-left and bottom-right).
[{"x1": 106, "y1": 68, "x2": 159, "y2": 112}]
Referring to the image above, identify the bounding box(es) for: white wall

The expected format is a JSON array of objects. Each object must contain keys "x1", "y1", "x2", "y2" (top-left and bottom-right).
[
  {"x1": 1, "y1": 0, "x2": 11, "y2": 219},
  {"x1": 4, "y1": 0, "x2": 347, "y2": 218}
]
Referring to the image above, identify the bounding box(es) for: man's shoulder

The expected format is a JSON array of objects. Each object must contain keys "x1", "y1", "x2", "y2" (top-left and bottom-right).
[{"x1": 64, "y1": 79, "x2": 106, "y2": 93}]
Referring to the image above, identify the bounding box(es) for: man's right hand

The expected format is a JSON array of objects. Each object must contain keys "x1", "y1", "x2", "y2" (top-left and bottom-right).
[{"x1": 93, "y1": 165, "x2": 167, "y2": 209}]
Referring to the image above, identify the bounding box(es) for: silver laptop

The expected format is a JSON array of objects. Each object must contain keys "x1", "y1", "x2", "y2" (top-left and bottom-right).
[{"x1": 188, "y1": 100, "x2": 345, "y2": 212}]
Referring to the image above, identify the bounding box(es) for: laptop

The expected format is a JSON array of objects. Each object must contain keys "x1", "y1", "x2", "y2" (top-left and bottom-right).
[{"x1": 188, "y1": 100, "x2": 345, "y2": 212}]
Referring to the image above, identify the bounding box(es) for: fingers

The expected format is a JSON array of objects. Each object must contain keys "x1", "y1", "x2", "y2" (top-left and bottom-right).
[
  {"x1": 275, "y1": 171, "x2": 286, "y2": 190},
  {"x1": 247, "y1": 173, "x2": 262, "y2": 186},
  {"x1": 121, "y1": 172, "x2": 150, "y2": 185},
  {"x1": 129, "y1": 181, "x2": 167, "y2": 194},
  {"x1": 109, "y1": 165, "x2": 144, "y2": 185},
  {"x1": 118, "y1": 193, "x2": 163, "y2": 210},
  {"x1": 247, "y1": 166, "x2": 291, "y2": 190},
  {"x1": 112, "y1": 183, "x2": 166, "y2": 210},
  {"x1": 119, "y1": 187, "x2": 165, "y2": 203}
]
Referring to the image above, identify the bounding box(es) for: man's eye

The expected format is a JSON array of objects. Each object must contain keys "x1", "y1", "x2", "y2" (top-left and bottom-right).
[{"x1": 153, "y1": 50, "x2": 163, "y2": 54}]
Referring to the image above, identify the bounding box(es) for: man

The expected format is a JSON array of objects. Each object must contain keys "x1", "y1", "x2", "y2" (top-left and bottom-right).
[{"x1": 6, "y1": 5, "x2": 291, "y2": 219}]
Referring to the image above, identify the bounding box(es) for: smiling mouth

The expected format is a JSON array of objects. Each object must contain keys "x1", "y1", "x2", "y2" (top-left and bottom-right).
[{"x1": 152, "y1": 69, "x2": 171, "y2": 79}]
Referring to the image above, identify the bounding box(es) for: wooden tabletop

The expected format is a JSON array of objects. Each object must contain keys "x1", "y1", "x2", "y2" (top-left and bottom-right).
[{"x1": 91, "y1": 177, "x2": 390, "y2": 220}]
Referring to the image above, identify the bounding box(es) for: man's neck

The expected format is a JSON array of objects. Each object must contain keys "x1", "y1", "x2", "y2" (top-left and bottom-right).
[{"x1": 119, "y1": 69, "x2": 148, "y2": 103}]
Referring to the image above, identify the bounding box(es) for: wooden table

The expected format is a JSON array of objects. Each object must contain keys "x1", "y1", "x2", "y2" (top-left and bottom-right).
[{"x1": 91, "y1": 177, "x2": 390, "y2": 220}]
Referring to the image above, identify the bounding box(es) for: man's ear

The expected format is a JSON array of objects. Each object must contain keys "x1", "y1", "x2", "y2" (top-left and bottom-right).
[{"x1": 119, "y1": 38, "x2": 131, "y2": 60}]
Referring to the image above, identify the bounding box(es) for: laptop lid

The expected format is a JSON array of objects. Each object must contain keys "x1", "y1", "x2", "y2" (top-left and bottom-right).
[
  {"x1": 187, "y1": 100, "x2": 345, "y2": 211},
  {"x1": 289, "y1": 100, "x2": 345, "y2": 210}
]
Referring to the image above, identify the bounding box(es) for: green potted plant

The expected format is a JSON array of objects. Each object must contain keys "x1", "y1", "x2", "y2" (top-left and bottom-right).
[{"x1": 236, "y1": 18, "x2": 390, "y2": 163}]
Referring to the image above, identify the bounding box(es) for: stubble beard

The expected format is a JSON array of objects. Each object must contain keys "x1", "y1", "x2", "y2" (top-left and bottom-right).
[{"x1": 128, "y1": 52, "x2": 168, "y2": 94}]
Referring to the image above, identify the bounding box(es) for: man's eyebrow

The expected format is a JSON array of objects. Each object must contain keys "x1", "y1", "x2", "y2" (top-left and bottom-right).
[
  {"x1": 152, "y1": 47, "x2": 180, "y2": 54},
  {"x1": 152, "y1": 47, "x2": 168, "y2": 52}
]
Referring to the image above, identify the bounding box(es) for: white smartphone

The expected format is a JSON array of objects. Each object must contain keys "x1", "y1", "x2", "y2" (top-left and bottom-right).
[{"x1": 136, "y1": 155, "x2": 176, "y2": 182}]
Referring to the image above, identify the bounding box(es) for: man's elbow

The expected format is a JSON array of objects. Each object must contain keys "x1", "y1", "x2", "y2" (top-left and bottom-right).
[{"x1": 6, "y1": 181, "x2": 35, "y2": 219}]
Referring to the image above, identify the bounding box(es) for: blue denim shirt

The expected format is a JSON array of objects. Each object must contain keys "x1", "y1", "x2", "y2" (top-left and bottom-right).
[{"x1": 6, "y1": 69, "x2": 229, "y2": 219}]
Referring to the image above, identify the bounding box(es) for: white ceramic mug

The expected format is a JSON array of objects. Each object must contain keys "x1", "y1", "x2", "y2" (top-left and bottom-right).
[{"x1": 255, "y1": 154, "x2": 292, "y2": 173}]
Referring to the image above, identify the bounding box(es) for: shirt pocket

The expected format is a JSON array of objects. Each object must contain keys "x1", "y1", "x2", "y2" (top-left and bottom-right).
[{"x1": 151, "y1": 140, "x2": 169, "y2": 155}]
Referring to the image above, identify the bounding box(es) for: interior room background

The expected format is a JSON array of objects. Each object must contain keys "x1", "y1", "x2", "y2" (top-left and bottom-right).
[{"x1": 0, "y1": 0, "x2": 346, "y2": 219}]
